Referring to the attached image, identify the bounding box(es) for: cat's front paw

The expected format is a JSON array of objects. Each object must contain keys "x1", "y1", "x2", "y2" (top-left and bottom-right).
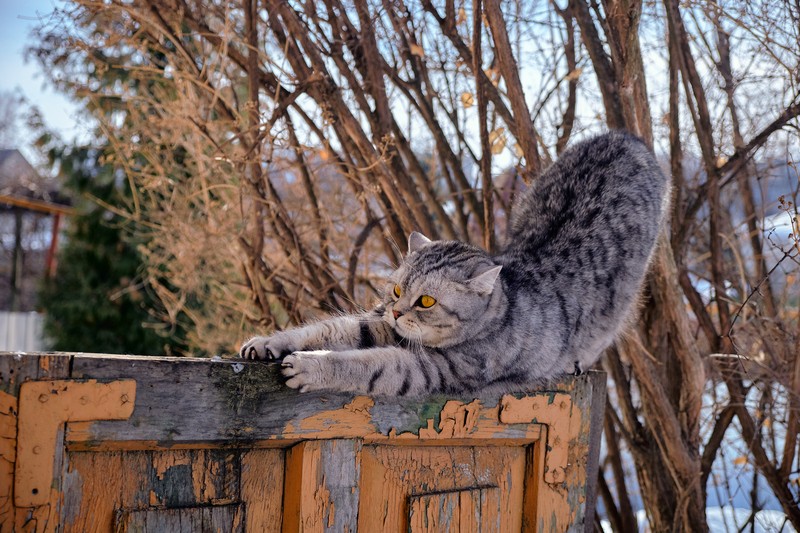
[
  {"x1": 239, "y1": 332, "x2": 301, "y2": 361},
  {"x1": 281, "y1": 351, "x2": 329, "y2": 393}
]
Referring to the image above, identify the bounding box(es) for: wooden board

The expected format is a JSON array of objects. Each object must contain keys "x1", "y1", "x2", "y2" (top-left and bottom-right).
[
  {"x1": 282, "y1": 440, "x2": 362, "y2": 532},
  {"x1": 114, "y1": 503, "x2": 244, "y2": 532},
  {"x1": 358, "y1": 445, "x2": 526, "y2": 531},
  {"x1": 408, "y1": 487, "x2": 500, "y2": 532},
  {"x1": 64, "y1": 353, "x2": 553, "y2": 448}
]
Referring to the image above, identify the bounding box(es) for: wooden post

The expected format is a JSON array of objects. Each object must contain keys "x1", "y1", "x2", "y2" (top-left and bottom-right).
[
  {"x1": 45, "y1": 212, "x2": 62, "y2": 279},
  {"x1": 9, "y1": 208, "x2": 22, "y2": 311}
]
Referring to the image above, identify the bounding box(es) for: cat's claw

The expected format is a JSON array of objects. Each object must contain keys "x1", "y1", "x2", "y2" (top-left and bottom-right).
[
  {"x1": 282, "y1": 351, "x2": 330, "y2": 392},
  {"x1": 239, "y1": 334, "x2": 299, "y2": 361}
]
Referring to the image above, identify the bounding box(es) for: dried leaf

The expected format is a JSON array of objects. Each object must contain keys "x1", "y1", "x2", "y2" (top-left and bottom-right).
[
  {"x1": 489, "y1": 127, "x2": 506, "y2": 154},
  {"x1": 488, "y1": 127, "x2": 505, "y2": 144},
  {"x1": 409, "y1": 43, "x2": 425, "y2": 57},
  {"x1": 484, "y1": 67, "x2": 500, "y2": 86},
  {"x1": 716, "y1": 155, "x2": 728, "y2": 168},
  {"x1": 733, "y1": 456, "x2": 748, "y2": 466},
  {"x1": 461, "y1": 92, "x2": 475, "y2": 108},
  {"x1": 457, "y1": 7, "x2": 467, "y2": 25},
  {"x1": 565, "y1": 68, "x2": 583, "y2": 82},
  {"x1": 513, "y1": 142, "x2": 524, "y2": 158}
]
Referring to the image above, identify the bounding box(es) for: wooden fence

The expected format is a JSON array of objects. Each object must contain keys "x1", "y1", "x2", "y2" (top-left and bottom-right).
[{"x1": 0, "y1": 352, "x2": 605, "y2": 532}]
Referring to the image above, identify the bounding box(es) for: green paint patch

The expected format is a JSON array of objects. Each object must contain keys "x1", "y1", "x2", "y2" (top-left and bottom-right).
[
  {"x1": 416, "y1": 399, "x2": 447, "y2": 429},
  {"x1": 389, "y1": 398, "x2": 448, "y2": 434}
]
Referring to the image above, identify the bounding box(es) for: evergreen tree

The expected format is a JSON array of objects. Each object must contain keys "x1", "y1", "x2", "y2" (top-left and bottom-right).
[{"x1": 39, "y1": 145, "x2": 185, "y2": 355}]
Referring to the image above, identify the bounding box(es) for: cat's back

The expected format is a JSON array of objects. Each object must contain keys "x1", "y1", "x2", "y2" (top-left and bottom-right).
[
  {"x1": 504, "y1": 131, "x2": 668, "y2": 266},
  {"x1": 489, "y1": 132, "x2": 669, "y2": 375}
]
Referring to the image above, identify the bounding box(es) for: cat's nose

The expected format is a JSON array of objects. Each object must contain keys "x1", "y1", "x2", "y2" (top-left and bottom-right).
[{"x1": 392, "y1": 309, "x2": 403, "y2": 320}]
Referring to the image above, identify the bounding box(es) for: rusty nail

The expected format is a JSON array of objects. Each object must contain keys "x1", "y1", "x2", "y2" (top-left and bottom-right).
[
  {"x1": 120, "y1": 394, "x2": 129, "y2": 403},
  {"x1": 33, "y1": 445, "x2": 41, "y2": 455},
  {"x1": 531, "y1": 403, "x2": 538, "y2": 411},
  {"x1": 80, "y1": 396, "x2": 89, "y2": 405},
  {"x1": 38, "y1": 394, "x2": 49, "y2": 403},
  {"x1": 559, "y1": 400, "x2": 567, "y2": 410}
]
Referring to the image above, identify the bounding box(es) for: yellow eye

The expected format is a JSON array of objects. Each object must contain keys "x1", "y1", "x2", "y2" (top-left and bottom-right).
[
  {"x1": 418, "y1": 295, "x2": 436, "y2": 308},
  {"x1": 393, "y1": 284, "x2": 402, "y2": 298}
]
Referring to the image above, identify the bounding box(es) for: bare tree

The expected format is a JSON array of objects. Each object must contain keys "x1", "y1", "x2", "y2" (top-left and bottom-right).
[{"x1": 32, "y1": 1, "x2": 800, "y2": 530}]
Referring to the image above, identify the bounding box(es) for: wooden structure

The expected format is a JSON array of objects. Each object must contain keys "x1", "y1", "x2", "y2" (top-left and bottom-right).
[{"x1": 0, "y1": 352, "x2": 605, "y2": 532}]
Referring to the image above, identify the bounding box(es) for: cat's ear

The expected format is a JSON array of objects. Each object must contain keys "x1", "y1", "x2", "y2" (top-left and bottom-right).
[
  {"x1": 468, "y1": 265, "x2": 502, "y2": 295},
  {"x1": 407, "y1": 231, "x2": 432, "y2": 254}
]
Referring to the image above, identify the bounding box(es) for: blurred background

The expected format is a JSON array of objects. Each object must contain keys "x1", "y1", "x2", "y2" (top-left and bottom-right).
[{"x1": 0, "y1": 1, "x2": 798, "y2": 530}]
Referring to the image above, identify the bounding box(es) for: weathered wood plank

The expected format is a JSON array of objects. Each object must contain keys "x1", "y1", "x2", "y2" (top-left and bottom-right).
[
  {"x1": 319, "y1": 439, "x2": 361, "y2": 532},
  {"x1": 514, "y1": 371, "x2": 606, "y2": 532},
  {"x1": 358, "y1": 445, "x2": 526, "y2": 532},
  {"x1": 282, "y1": 439, "x2": 361, "y2": 532},
  {"x1": 0, "y1": 390, "x2": 19, "y2": 530},
  {"x1": 62, "y1": 451, "x2": 124, "y2": 533},
  {"x1": 240, "y1": 449, "x2": 284, "y2": 532},
  {"x1": 0, "y1": 352, "x2": 72, "y2": 397},
  {"x1": 63, "y1": 449, "x2": 246, "y2": 532},
  {"x1": 408, "y1": 487, "x2": 500, "y2": 532},
  {"x1": 0, "y1": 353, "x2": 71, "y2": 533},
  {"x1": 61, "y1": 353, "x2": 559, "y2": 447},
  {"x1": 113, "y1": 503, "x2": 244, "y2": 533}
]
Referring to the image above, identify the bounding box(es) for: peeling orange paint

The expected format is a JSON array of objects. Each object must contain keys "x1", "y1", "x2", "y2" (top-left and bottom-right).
[
  {"x1": 153, "y1": 451, "x2": 192, "y2": 479},
  {"x1": 0, "y1": 391, "x2": 18, "y2": 532},
  {"x1": 499, "y1": 393, "x2": 574, "y2": 485},
  {"x1": 15, "y1": 380, "x2": 136, "y2": 507},
  {"x1": 192, "y1": 453, "x2": 208, "y2": 502},
  {"x1": 278, "y1": 396, "x2": 545, "y2": 447},
  {"x1": 281, "y1": 396, "x2": 377, "y2": 440},
  {"x1": 359, "y1": 446, "x2": 526, "y2": 531},
  {"x1": 314, "y1": 474, "x2": 332, "y2": 529}
]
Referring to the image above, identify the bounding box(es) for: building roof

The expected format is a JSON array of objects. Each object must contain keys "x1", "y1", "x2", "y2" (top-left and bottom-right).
[{"x1": 0, "y1": 149, "x2": 59, "y2": 202}]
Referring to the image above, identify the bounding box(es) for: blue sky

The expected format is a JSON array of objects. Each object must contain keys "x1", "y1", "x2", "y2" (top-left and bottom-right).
[{"x1": 0, "y1": 0, "x2": 89, "y2": 153}]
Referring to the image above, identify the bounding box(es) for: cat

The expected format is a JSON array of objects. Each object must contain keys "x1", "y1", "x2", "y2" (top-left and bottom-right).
[{"x1": 239, "y1": 131, "x2": 670, "y2": 396}]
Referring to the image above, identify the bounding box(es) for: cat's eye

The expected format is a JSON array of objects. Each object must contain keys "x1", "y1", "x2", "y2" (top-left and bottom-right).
[
  {"x1": 393, "y1": 284, "x2": 402, "y2": 298},
  {"x1": 417, "y1": 295, "x2": 436, "y2": 308}
]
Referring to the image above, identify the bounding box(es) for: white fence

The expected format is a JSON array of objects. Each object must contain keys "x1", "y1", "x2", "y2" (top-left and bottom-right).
[{"x1": 0, "y1": 311, "x2": 45, "y2": 352}]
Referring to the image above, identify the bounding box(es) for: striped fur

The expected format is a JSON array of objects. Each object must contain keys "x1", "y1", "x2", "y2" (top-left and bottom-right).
[{"x1": 240, "y1": 132, "x2": 670, "y2": 396}]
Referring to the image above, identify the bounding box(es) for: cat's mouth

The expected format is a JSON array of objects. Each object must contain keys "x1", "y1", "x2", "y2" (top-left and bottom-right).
[
  {"x1": 394, "y1": 319, "x2": 455, "y2": 349},
  {"x1": 392, "y1": 317, "x2": 423, "y2": 341},
  {"x1": 392, "y1": 318, "x2": 413, "y2": 336}
]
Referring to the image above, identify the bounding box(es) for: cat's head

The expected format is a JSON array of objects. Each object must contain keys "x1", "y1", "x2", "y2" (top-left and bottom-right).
[{"x1": 384, "y1": 232, "x2": 502, "y2": 348}]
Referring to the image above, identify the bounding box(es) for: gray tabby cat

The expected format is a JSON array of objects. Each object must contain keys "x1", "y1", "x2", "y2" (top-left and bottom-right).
[{"x1": 239, "y1": 131, "x2": 670, "y2": 396}]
